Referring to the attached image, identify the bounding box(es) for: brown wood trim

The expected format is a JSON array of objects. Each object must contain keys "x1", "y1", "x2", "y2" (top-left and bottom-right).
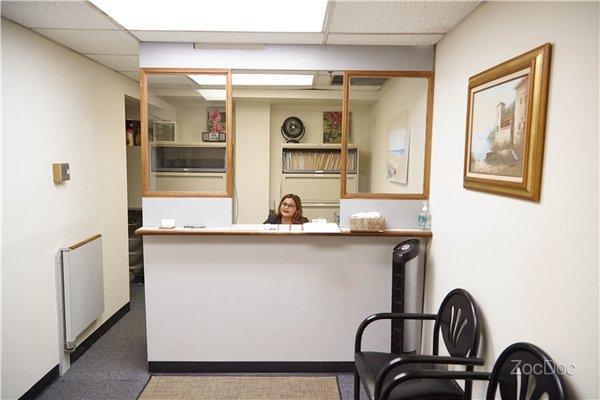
[
  {"x1": 140, "y1": 70, "x2": 149, "y2": 196},
  {"x1": 422, "y1": 73, "x2": 434, "y2": 198},
  {"x1": 69, "y1": 234, "x2": 102, "y2": 250},
  {"x1": 136, "y1": 227, "x2": 432, "y2": 238},
  {"x1": 340, "y1": 71, "x2": 349, "y2": 198},
  {"x1": 140, "y1": 68, "x2": 229, "y2": 75},
  {"x1": 342, "y1": 192, "x2": 428, "y2": 200},
  {"x1": 143, "y1": 191, "x2": 230, "y2": 198},
  {"x1": 345, "y1": 70, "x2": 433, "y2": 78},
  {"x1": 140, "y1": 69, "x2": 233, "y2": 198},
  {"x1": 341, "y1": 71, "x2": 434, "y2": 200},
  {"x1": 225, "y1": 70, "x2": 234, "y2": 197}
]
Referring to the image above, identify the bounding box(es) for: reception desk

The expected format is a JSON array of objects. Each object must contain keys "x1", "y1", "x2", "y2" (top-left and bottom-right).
[{"x1": 137, "y1": 225, "x2": 431, "y2": 372}]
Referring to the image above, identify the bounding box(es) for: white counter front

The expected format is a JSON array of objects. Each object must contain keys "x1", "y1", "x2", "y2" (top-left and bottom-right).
[{"x1": 142, "y1": 233, "x2": 427, "y2": 371}]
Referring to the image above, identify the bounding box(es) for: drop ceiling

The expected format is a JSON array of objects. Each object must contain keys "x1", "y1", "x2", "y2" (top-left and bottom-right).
[{"x1": 1, "y1": 0, "x2": 482, "y2": 81}]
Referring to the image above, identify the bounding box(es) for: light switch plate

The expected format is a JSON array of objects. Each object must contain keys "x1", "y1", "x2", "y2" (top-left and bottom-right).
[{"x1": 52, "y1": 163, "x2": 70, "y2": 183}]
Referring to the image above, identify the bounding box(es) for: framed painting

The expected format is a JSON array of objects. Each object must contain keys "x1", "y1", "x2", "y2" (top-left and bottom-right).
[
  {"x1": 207, "y1": 108, "x2": 226, "y2": 134},
  {"x1": 464, "y1": 43, "x2": 551, "y2": 201},
  {"x1": 323, "y1": 111, "x2": 351, "y2": 143}
]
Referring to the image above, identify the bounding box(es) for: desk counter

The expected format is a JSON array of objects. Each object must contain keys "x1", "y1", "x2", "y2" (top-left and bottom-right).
[
  {"x1": 136, "y1": 224, "x2": 432, "y2": 237},
  {"x1": 140, "y1": 226, "x2": 429, "y2": 372}
]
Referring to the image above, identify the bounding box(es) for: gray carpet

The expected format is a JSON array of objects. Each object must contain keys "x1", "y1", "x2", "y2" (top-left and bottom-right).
[{"x1": 38, "y1": 284, "x2": 370, "y2": 400}]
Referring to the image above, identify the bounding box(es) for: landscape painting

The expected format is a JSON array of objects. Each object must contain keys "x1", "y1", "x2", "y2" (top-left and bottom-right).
[
  {"x1": 463, "y1": 43, "x2": 552, "y2": 201},
  {"x1": 387, "y1": 126, "x2": 410, "y2": 184},
  {"x1": 467, "y1": 70, "x2": 530, "y2": 183}
]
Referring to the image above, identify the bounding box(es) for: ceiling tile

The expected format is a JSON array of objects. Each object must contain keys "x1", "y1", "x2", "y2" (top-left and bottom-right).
[
  {"x1": 34, "y1": 29, "x2": 138, "y2": 55},
  {"x1": 1, "y1": 0, "x2": 119, "y2": 29},
  {"x1": 84, "y1": 54, "x2": 139, "y2": 71},
  {"x1": 121, "y1": 72, "x2": 140, "y2": 82},
  {"x1": 328, "y1": 1, "x2": 481, "y2": 33},
  {"x1": 326, "y1": 33, "x2": 442, "y2": 46},
  {"x1": 147, "y1": 75, "x2": 197, "y2": 86},
  {"x1": 131, "y1": 30, "x2": 324, "y2": 45}
]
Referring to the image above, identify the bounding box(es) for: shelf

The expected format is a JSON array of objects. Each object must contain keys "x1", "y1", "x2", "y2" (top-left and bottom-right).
[
  {"x1": 283, "y1": 169, "x2": 357, "y2": 174},
  {"x1": 281, "y1": 143, "x2": 357, "y2": 149},
  {"x1": 150, "y1": 141, "x2": 226, "y2": 148},
  {"x1": 282, "y1": 146, "x2": 358, "y2": 173}
]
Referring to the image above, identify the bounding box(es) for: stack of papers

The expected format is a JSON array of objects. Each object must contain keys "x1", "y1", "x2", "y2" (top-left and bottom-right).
[{"x1": 302, "y1": 222, "x2": 341, "y2": 233}]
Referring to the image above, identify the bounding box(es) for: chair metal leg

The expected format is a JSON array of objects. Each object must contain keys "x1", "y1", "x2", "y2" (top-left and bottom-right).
[{"x1": 354, "y1": 370, "x2": 360, "y2": 400}]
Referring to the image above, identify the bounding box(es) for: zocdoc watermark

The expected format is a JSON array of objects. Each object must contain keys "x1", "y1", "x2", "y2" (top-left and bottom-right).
[{"x1": 511, "y1": 360, "x2": 575, "y2": 376}]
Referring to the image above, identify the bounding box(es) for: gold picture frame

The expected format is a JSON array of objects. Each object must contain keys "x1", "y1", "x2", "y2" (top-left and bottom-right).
[{"x1": 463, "y1": 43, "x2": 551, "y2": 201}]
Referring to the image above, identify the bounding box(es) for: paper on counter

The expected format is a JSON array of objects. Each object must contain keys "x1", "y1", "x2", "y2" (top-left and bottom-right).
[{"x1": 302, "y1": 222, "x2": 341, "y2": 233}]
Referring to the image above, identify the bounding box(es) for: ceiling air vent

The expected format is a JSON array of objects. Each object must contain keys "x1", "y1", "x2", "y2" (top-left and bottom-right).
[{"x1": 329, "y1": 75, "x2": 389, "y2": 86}]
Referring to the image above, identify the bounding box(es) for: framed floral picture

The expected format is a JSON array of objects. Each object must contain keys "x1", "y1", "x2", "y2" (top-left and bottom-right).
[
  {"x1": 207, "y1": 108, "x2": 226, "y2": 134},
  {"x1": 323, "y1": 111, "x2": 351, "y2": 143},
  {"x1": 464, "y1": 43, "x2": 551, "y2": 201}
]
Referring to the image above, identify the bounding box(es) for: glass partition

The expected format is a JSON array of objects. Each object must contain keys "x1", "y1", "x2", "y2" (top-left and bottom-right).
[
  {"x1": 141, "y1": 70, "x2": 232, "y2": 196},
  {"x1": 341, "y1": 72, "x2": 433, "y2": 199},
  {"x1": 231, "y1": 70, "x2": 344, "y2": 223}
]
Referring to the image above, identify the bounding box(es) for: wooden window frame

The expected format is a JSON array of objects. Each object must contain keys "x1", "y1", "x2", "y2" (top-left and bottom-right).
[
  {"x1": 340, "y1": 70, "x2": 434, "y2": 200},
  {"x1": 140, "y1": 68, "x2": 234, "y2": 198}
]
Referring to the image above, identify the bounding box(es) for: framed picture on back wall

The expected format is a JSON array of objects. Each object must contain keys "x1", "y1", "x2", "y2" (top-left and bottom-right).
[{"x1": 463, "y1": 43, "x2": 551, "y2": 201}]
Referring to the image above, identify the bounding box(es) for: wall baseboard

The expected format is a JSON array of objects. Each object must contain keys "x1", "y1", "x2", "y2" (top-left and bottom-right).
[
  {"x1": 70, "y1": 301, "x2": 130, "y2": 364},
  {"x1": 148, "y1": 361, "x2": 354, "y2": 373},
  {"x1": 18, "y1": 365, "x2": 59, "y2": 400}
]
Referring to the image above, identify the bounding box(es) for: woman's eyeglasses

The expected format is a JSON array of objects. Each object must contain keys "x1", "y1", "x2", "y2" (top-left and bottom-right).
[{"x1": 281, "y1": 202, "x2": 297, "y2": 209}]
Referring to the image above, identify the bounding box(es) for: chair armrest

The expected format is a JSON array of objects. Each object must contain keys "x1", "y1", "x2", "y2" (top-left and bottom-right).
[
  {"x1": 374, "y1": 355, "x2": 485, "y2": 399},
  {"x1": 379, "y1": 370, "x2": 491, "y2": 400},
  {"x1": 354, "y1": 313, "x2": 436, "y2": 353}
]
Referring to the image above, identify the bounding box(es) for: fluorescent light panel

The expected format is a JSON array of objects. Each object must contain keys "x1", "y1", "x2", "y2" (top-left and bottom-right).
[
  {"x1": 189, "y1": 74, "x2": 313, "y2": 86},
  {"x1": 90, "y1": 0, "x2": 328, "y2": 32},
  {"x1": 189, "y1": 75, "x2": 226, "y2": 86},
  {"x1": 196, "y1": 89, "x2": 226, "y2": 101},
  {"x1": 234, "y1": 74, "x2": 313, "y2": 86}
]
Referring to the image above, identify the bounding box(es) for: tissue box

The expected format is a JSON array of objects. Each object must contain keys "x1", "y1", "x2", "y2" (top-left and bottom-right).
[{"x1": 350, "y1": 216, "x2": 386, "y2": 232}]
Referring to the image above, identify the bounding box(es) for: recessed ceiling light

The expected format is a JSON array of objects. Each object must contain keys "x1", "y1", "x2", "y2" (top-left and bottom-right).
[
  {"x1": 90, "y1": 0, "x2": 328, "y2": 32},
  {"x1": 189, "y1": 74, "x2": 313, "y2": 86},
  {"x1": 196, "y1": 89, "x2": 226, "y2": 101}
]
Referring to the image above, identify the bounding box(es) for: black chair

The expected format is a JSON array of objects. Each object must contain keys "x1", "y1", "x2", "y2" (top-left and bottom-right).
[
  {"x1": 379, "y1": 342, "x2": 569, "y2": 400},
  {"x1": 354, "y1": 288, "x2": 482, "y2": 400}
]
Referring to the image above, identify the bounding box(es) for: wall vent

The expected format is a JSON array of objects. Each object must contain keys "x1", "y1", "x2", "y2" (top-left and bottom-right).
[{"x1": 329, "y1": 75, "x2": 389, "y2": 86}]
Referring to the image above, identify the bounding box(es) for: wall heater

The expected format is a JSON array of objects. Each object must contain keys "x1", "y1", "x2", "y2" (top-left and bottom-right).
[{"x1": 59, "y1": 234, "x2": 105, "y2": 350}]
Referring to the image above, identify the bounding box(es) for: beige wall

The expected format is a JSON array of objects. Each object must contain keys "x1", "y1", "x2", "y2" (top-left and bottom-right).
[
  {"x1": 234, "y1": 102, "x2": 271, "y2": 223},
  {"x1": 172, "y1": 100, "x2": 207, "y2": 143},
  {"x1": 363, "y1": 78, "x2": 428, "y2": 193},
  {"x1": 425, "y1": 2, "x2": 599, "y2": 397},
  {"x1": 1, "y1": 19, "x2": 137, "y2": 399},
  {"x1": 0, "y1": 16, "x2": 3, "y2": 399}
]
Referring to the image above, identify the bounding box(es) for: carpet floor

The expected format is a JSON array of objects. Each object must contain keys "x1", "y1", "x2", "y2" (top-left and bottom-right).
[{"x1": 37, "y1": 284, "x2": 370, "y2": 400}]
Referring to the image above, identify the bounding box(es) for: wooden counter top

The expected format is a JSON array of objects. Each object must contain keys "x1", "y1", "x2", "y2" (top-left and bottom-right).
[{"x1": 136, "y1": 226, "x2": 432, "y2": 238}]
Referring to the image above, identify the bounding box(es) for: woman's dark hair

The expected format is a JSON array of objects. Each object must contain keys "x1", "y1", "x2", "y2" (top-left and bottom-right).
[{"x1": 277, "y1": 194, "x2": 304, "y2": 224}]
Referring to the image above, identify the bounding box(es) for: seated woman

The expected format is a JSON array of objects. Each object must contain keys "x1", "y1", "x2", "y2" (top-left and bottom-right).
[{"x1": 264, "y1": 194, "x2": 309, "y2": 224}]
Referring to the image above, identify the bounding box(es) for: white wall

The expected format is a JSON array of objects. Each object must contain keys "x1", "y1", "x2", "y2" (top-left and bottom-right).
[
  {"x1": 140, "y1": 42, "x2": 434, "y2": 71},
  {"x1": 426, "y1": 2, "x2": 599, "y2": 397},
  {"x1": 1, "y1": 19, "x2": 137, "y2": 399},
  {"x1": 365, "y1": 78, "x2": 428, "y2": 194}
]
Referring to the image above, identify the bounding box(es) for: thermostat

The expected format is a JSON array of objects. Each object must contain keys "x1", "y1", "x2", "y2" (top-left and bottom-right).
[{"x1": 52, "y1": 163, "x2": 70, "y2": 183}]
